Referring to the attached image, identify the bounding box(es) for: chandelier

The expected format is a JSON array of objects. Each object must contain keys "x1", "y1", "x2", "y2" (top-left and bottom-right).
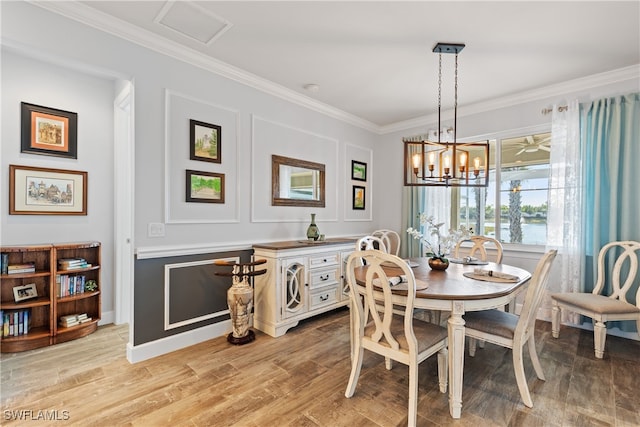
[{"x1": 404, "y1": 43, "x2": 489, "y2": 188}]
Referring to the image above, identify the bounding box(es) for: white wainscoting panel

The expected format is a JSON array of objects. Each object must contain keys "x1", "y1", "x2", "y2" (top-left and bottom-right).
[
  {"x1": 344, "y1": 142, "x2": 373, "y2": 222},
  {"x1": 251, "y1": 115, "x2": 339, "y2": 223},
  {"x1": 164, "y1": 89, "x2": 240, "y2": 224}
]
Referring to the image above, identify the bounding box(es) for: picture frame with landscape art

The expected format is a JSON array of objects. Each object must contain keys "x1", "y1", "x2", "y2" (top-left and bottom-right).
[
  {"x1": 190, "y1": 119, "x2": 221, "y2": 163},
  {"x1": 352, "y1": 185, "x2": 366, "y2": 210},
  {"x1": 21, "y1": 102, "x2": 78, "y2": 159},
  {"x1": 351, "y1": 160, "x2": 367, "y2": 181},
  {"x1": 186, "y1": 170, "x2": 225, "y2": 203},
  {"x1": 9, "y1": 165, "x2": 87, "y2": 215}
]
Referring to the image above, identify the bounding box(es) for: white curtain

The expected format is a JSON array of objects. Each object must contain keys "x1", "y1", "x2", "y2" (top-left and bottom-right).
[{"x1": 542, "y1": 99, "x2": 583, "y2": 323}]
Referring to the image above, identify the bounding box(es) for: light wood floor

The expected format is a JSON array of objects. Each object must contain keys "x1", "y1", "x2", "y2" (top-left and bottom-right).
[{"x1": 1, "y1": 308, "x2": 639, "y2": 426}]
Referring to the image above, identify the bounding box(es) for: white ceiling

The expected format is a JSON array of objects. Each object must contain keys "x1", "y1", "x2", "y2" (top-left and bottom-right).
[{"x1": 36, "y1": 1, "x2": 640, "y2": 130}]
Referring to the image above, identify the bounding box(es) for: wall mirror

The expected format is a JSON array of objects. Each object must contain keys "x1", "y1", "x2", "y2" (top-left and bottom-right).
[{"x1": 272, "y1": 155, "x2": 325, "y2": 207}]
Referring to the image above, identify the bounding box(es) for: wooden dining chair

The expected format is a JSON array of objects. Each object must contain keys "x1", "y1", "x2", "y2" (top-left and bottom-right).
[
  {"x1": 371, "y1": 229, "x2": 401, "y2": 256},
  {"x1": 551, "y1": 240, "x2": 640, "y2": 359},
  {"x1": 454, "y1": 235, "x2": 504, "y2": 263},
  {"x1": 356, "y1": 235, "x2": 388, "y2": 252},
  {"x1": 344, "y1": 250, "x2": 448, "y2": 426},
  {"x1": 463, "y1": 249, "x2": 557, "y2": 408}
]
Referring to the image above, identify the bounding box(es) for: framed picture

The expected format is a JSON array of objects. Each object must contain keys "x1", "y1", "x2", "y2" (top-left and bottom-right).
[
  {"x1": 186, "y1": 170, "x2": 225, "y2": 203},
  {"x1": 352, "y1": 185, "x2": 366, "y2": 210},
  {"x1": 21, "y1": 102, "x2": 78, "y2": 159},
  {"x1": 13, "y1": 283, "x2": 38, "y2": 302},
  {"x1": 190, "y1": 119, "x2": 221, "y2": 163},
  {"x1": 351, "y1": 160, "x2": 367, "y2": 181},
  {"x1": 9, "y1": 165, "x2": 88, "y2": 215}
]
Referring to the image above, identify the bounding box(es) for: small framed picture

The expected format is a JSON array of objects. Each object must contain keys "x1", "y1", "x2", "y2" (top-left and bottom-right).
[
  {"x1": 21, "y1": 102, "x2": 78, "y2": 159},
  {"x1": 351, "y1": 160, "x2": 367, "y2": 181},
  {"x1": 190, "y1": 119, "x2": 221, "y2": 163},
  {"x1": 9, "y1": 165, "x2": 87, "y2": 215},
  {"x1": 13, "y1": 283, "x2": 38, "y2": 302},
  {"x1": 186, "y1": 170, "x2": 225, "y2": 203},
  {"x1": 353, "y1": 185, "x2": 366, "y2": 210}
]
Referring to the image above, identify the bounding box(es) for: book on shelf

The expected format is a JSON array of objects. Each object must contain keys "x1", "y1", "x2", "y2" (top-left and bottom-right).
[
  {"x1": 58, "y1": 258, "x2": 89, "y2": 270},
  {"x1": 1, "y1": 308, "x2": 30, "y2": 338},
  {"x1": 59, "y1": 313, "x2": 91, "y2": 328},
  {"x1": 7, "y1": 263, "x2": 36, "y2": 274},
  {"x1": 8, "y1": 263, "x2": 35, "y2": 270},
  {"x1": 56, "y1": 275, "x2": 87, "y2": 297},
  {"x1": 1, "y1": 253, "x2": 8, "y2": 274}
]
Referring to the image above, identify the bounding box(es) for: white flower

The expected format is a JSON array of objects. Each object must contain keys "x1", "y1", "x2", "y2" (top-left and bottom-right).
[{"x1": 407, "y1": 214, "x2": 472, "y2": 261}]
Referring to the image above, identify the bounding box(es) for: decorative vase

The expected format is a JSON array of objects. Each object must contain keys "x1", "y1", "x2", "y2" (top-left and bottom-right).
[
  {"x1": 428, "y1": 257, "x2": 450, "y2": 271},
  {"x1": 306, "y1": 213, "x2": 320, "y2": 241},
  {"x1": 227, "y1": 279, "x2": 255, "y2": 344}
]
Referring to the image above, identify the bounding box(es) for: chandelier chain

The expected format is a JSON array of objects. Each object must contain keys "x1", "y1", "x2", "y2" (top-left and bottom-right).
[
  {"x1": 454, "y1": 52, "x2": 459, "y2": 143},
  {"x1": 437, "y1": 53, "x2": 442, "y2": 143}
]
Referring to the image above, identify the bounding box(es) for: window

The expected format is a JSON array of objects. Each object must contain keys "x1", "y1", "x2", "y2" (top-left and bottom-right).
[{"x1": 455, "y1": 131, "x2": 551, "y2": 246}]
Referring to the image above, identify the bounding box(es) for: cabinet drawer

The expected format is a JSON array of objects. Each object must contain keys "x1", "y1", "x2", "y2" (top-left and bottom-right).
[
  {"x1": 309, "y1": 268, "x2": 339, "y2": 288},
  {"x1": 308, "y1": 252, "x2": 340, "y2": 269},
  {"x1": 309, "y1": 285, "x2": 339, "y2": 310}
]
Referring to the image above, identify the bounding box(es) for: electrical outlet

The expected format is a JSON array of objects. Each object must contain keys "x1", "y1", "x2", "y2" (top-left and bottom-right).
[{"x1": 148, "y1": 222, "x2": 165, "y2": 237}]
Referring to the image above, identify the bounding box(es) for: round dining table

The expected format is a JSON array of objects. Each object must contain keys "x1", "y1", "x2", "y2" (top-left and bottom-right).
[{"x1": 352, "y1": 257, "x2": 532, "y2": 419}]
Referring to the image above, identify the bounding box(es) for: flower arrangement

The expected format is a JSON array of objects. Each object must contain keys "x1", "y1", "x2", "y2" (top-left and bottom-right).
[{"x1": 406, "y1": 213, "x2": 472, "y2": 262}]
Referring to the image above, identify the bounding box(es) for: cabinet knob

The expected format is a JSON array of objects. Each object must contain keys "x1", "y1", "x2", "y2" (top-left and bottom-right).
[{"x1": 320, "y1": 274, "x2": 329, "y2": 281}]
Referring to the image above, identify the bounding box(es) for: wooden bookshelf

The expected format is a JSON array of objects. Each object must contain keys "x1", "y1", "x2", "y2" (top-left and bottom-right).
[{"x1": 0, "y1": 242, "x2": 101, "y2": 352}]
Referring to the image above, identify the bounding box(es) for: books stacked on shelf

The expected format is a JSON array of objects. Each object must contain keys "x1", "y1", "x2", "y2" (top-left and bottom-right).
[
  {"x1": 7, "y1": 262, "x2": 36, "y2": 275},
  {"x1": 59, "y1": 313, "x2": 92, "y2": 328},
  {"x1": 1, "y1": 309, "x2": 30, "y2": 338},
  {"x1": 58, "y1": 258, "x2": 90, "y2": 271},
  {"x1": 56, "y1": 274, "x2": 88, "y2": 297},
  {"x1": 1, "y1": 253, "x2": 8, "y2": 274}
]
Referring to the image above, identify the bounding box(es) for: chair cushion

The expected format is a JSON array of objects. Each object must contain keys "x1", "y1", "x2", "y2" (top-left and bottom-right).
[
  {"x1": 463, "y1": 309, "x2": 518, "y2": 339},
  {"x1": 364, "y1": 317, "x2": 447, "y2": 353},
  {"x1": 552, "y1": 293, "x2": 640, "y2": 315}
]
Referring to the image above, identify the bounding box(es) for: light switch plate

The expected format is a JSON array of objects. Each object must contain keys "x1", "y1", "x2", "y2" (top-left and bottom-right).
[{"x1": 148, "y1": 222, "x2": 165, "y2": 237}]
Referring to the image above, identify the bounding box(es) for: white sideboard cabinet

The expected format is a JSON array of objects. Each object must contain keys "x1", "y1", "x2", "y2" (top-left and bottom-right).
[{"x1": 252, "y1": 238, "x2": 355, "y2": 337}]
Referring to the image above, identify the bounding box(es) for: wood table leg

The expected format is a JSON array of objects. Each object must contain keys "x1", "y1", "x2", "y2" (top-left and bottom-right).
[{"x1": 448, "y1": 301, "x2": 465, "y2": 419}]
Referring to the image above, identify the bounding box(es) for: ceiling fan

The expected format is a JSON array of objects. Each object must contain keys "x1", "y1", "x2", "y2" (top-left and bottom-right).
[{"x1": 514, "y1": 135, "x2": 551, "y2": 156}]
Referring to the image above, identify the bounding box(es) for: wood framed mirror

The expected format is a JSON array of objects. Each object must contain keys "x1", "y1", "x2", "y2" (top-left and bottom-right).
[{"x1": 272, "y1": 155, "x2": 325, "y2": 207}]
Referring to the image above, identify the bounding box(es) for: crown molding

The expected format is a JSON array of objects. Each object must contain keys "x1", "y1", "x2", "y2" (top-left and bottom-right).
[
  {"x1": 24, "y1": 2, "x2": 640, "y2": 136},
  {"x1": 28, "y1": 1, "x2": 379, "y2": 133},
  {"x1": 380, "y1": 64, "x2": 640, "y2": 135}
]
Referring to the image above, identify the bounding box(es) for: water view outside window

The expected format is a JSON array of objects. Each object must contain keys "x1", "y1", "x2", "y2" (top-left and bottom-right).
[{"x1": 457, "y1": 132, "x2": 551, "y2": 245}]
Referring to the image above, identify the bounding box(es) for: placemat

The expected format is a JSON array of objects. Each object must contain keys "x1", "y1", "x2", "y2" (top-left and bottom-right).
[
  {"x1": 463, "y1": 272, "x2": 519, "y2": 283},
  {"x1": 373, "y1": 276, "x2": 429, "y2": 290},
  {"x1": 380, "y1": 260, "x2": 420, "y2": 268},
  {"x1": 449, "y1": 258, "x2": 489, "y2": 265}
]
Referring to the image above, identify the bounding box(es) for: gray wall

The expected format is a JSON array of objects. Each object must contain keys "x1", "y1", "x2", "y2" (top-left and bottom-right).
[{"x1": 133, "y1": 249, "x2": 251, "y2": 345}]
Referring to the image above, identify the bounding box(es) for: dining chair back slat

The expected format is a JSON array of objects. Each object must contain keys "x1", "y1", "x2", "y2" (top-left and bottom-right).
[
  {"x1": 454, "y1": 235, "x2": 503, "y2": 263},
  {"x1": 371, "y1": 229, "x2": 401, "y2": 256}
]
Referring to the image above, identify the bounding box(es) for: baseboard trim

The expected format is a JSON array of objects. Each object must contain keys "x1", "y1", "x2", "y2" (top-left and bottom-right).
[{"x1": 126, "y1": 319, "x2": 232, "y2": 363}]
